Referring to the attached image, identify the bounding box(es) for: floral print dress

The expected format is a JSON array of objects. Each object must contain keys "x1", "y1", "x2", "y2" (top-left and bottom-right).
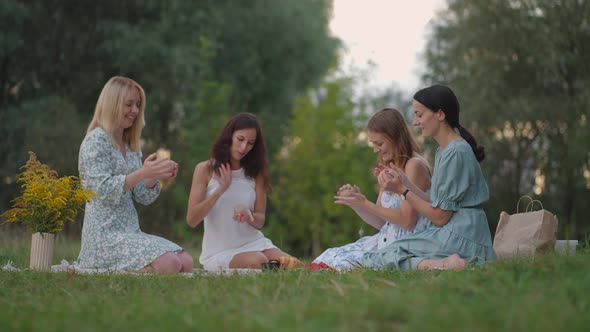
[
  {"x1": 75, "y1": 128, "x2": 182, "y2": 271},
  {"x1": 312, "y1": 191, "x2": 431, "y2": 271}
]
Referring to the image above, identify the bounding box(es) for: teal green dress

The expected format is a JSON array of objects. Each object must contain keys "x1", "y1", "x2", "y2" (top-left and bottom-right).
[{"x1": 361, "y1": 139, "x2": 496, "y2": 270}]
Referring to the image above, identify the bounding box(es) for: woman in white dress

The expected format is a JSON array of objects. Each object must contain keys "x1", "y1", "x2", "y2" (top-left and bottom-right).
[
  {"x1": 187, "y1": 113, "x2": 302, "y2": 271},
  {"x1": 310, "y1": 108, "x2": 432, "y2": 271}
]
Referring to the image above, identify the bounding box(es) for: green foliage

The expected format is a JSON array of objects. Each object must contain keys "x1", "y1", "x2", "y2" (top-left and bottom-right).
[
  {"x1": 422, "y1": 0, "x2": 590, "y2": 238},
  {"x1": 267, "y1": 74, "x2": 383, "y2": 258},
  {"x1": 0, "y1": 1, "x2": 338, "y2": 240},
  {"x1": 1, "y1": 152, "x2": 94, "y2": 233}
]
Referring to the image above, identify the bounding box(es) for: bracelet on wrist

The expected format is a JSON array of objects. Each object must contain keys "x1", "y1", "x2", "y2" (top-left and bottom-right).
[{"x1": 401, "y1": 188, "x2": 410, "y2": 200}]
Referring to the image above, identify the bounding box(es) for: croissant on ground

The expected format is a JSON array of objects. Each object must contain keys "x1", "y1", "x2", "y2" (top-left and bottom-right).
[{"x1": 277, "y1": 256, "x2": 304, "y2": 269}]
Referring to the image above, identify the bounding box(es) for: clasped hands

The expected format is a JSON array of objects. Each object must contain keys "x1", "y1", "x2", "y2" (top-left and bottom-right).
[
  {"x1": 334, "y1": 163, "x2": 409, "y2": 207},
  {"x1": 334, "y1": 184, "x2": 367, "y2": 208},
  {"x1": 374, "y1": 163, "x2": 409, "y2": 194},
  {"x1": 143, "y1": 153, "x2": 178, "y2": 180}
]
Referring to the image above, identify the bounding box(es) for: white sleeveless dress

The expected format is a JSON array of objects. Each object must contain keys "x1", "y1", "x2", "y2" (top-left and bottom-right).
[{"x1": 199, "y1": 168, "x2": 277, "y2": 271}]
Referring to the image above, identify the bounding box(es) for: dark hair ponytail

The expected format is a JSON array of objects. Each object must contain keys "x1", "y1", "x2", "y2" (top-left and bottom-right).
[
  {"x1": 457, "y1": 125, "x2": 485, "y2": 162},
  {"x1": 413, "y1": 84, "x2": 485, "y2": 162}
]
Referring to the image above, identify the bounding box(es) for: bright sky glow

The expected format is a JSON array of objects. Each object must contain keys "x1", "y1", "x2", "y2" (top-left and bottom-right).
[{"x1": 330, "y1": 0, "x2": 446, "y2": 93}]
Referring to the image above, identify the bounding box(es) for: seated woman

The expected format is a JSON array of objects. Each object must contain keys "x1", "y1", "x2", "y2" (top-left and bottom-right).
[
  {"x1": 76, "y1": 76, "x2": 193, "y2": 274},
  {"x1": 186, "y1": 112, "x2": 302, "y2": 271},
  {"x1": 361, "y1": 85, "x2": 497, "y2": 271},
  {"x1": 310, "y1": 108, "x2": 432, "y2": 271}
]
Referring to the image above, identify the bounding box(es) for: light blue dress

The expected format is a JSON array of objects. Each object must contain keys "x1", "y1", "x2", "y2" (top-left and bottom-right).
[
  {"x1": 76, "y1": 128, "x2": 182, "y2": 271},
  {"x1": 312, "y1": 191, "x2": 431, "y2": 271},
  {"x1": 361, "y1": 140, "x2": 496, "y2": 270}
]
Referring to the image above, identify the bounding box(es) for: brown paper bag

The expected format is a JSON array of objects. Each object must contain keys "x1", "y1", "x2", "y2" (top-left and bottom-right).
[{"x1": 493, "y1": 196, "x2": 559, "y2": 259}]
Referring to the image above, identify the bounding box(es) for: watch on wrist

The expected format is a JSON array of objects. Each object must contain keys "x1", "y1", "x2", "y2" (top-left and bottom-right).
[{"x1": 401, "y1": 188, "x2": 410, "y2": 200}]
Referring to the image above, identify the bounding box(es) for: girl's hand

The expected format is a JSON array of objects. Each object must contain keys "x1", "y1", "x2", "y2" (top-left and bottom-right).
[
  {"x1": 213, "y1": 163, "x2": 232, "y2": 194},
  {"x1": 336, "y1": 184, "x2": 360, "y2": 197},
  {"x1": 334, "y1": 191, "x2": 368, "y2": 208},
  {"x1": 373, "y1": 164, "x2": 386, "y2": 177}
]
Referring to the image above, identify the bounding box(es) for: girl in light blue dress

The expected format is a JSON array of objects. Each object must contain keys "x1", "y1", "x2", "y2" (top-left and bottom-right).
[
  {"x1": 361, "y1": 85, "x2": 496, "y2": 271},
  {"x1": 76, "y1": 76, "x2": 193, "y2": 274},
  {"x1": 311, "y1": 108, "x2": 433, "y2": 271}
]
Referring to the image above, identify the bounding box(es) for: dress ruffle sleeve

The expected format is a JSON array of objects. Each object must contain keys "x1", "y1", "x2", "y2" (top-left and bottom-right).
[{"x1": 430, "y1": 147, "x2": 471, "y2": 211}]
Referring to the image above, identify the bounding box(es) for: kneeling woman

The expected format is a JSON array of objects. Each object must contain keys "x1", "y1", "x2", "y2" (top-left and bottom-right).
[
  {"x1": 187, "y1": 113, "x2": 302, "y2": 271},
  {"x1": 77, "y1": 76, "x2": 193, "y2": 274}
]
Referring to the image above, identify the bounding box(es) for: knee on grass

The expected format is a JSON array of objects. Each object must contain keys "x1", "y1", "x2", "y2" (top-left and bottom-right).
[
  {"x1": 178, "y1": 251, "x2": 194, "y2": 272},
  {"x1": 151, "y1": 252, "x2": 183, "y2": 274},
  {"x1": 229, "y1": 252, "x2": 269, "y2": 269}
]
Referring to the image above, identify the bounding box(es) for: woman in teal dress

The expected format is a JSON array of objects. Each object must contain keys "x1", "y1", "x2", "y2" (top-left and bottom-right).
[
  {"x1": 362, "y1": 84, "x2": 496, "y2": 271},
  {"x1": 76, "y1": 76, "x2": 193, "y2": 273}
]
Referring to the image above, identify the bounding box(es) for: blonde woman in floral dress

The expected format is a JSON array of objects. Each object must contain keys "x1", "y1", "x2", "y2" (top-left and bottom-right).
[{"x1": 76, "y1": 76, "x2": 193, "y2": 274}]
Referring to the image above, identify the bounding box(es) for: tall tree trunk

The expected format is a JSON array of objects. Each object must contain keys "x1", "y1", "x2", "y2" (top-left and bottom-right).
[{"x1": 312, "y1": 230, "x2": 321, "y2": 258}]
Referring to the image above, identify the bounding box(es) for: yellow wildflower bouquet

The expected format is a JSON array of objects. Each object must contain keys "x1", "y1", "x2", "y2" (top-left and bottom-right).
[{"x1": 1, "y1": 152, "x2": 94, "y2": 233}]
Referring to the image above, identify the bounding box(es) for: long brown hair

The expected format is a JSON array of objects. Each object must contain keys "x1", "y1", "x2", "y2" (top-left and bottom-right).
[
  {"x1": 367, "y1": 108, "x2": 420, "y2": 169},
  {"x1": 210, "y1": 112, "x2": 271, "y2": 192}
]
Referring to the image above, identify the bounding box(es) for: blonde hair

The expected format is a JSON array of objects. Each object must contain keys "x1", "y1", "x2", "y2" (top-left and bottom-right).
[
  {"x1": 87, "y1": 76, "x2": 146, "y2": 151},
  {"x1": 367, "y1": 108, "x2": 420, "y2": 169}
]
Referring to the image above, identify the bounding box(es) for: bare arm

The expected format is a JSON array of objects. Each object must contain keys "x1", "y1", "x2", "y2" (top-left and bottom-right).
[
  {"x1": 186, "y1": 162, "x2": 231, "y2": 228},
  {"x1": 334, "y1": 184, "x2": 385, "y2": 230},
  {"x1": 249, "y1": 176, "x2": 267, "y2": 229},
  {"x1": 337, "y1": 159, "x2": 432, "y2": 230},
  {"x1": 349, "y1": 192, "x2": 387, "y2": 230},
  {"x1": 403, "y1": 191, "x2": 453, "y2": 226}
]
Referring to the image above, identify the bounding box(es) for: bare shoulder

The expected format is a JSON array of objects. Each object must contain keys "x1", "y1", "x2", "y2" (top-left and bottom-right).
[
  {"x1": 405, "y1": 156, "x2": 431, "y2": 190},
  {"x1": 193, "y1": 160, "x2": 213, "y2": 181},
  {"x1": 405, "y1": 156, "x2": 431, "y2": 175}
]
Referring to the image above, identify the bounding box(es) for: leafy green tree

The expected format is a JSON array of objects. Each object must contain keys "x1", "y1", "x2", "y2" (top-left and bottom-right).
[
  {"x1": 422, "y1": 0, "x2": 590, "y2": 238},
  {"x1": 266, "y1": 72, "x2": 409, "y2": 258},
  {"x1": 0, "y1": 0, "x2": 338, "y2": 241}
]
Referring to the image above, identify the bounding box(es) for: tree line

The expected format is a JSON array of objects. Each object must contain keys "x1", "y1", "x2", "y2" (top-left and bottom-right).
[{"x1": 1, "y1": 0, "x2": 588, "y2": 257}]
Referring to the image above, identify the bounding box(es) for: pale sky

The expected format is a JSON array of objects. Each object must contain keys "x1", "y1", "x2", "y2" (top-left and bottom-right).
[{"x1": 330, "y1": 0, "x2": 446, "y2": 94}]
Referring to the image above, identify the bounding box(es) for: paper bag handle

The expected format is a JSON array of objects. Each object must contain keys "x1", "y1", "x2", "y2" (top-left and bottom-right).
[
  {"x1": 525, "y1": 200, "x2": 544, "y2": 212},
  {"x1": 516, "y1": 195, "x2": 534, "y2": 213}
]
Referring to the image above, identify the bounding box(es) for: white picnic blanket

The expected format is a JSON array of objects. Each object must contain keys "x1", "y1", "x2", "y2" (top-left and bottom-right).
[{"x1": 2, "y1": 259, "x2": 261, "y2": 276}]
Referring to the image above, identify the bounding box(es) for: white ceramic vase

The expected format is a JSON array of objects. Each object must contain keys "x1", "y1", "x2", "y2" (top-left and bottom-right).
[{"x1": 30, "y1": 232, "x2": 55, "y2": 271}]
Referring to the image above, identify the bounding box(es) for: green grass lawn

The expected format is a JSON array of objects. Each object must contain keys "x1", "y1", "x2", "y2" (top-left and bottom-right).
[{"x1": 1, "y1": 235, "x2": 589, "y2": 332}]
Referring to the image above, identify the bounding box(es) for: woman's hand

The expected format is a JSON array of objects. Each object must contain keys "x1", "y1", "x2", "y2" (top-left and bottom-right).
[
  {"x1": 377, "y1": 164, "x2": 406, "y2": 194},
  {"x1": 232, "y1": 204, "x2": 255, "y2": 223},
  {"x1": 143, "y1": 153, "x2": 178, "y2": 180},
  {"x1": 213, "y1": 163, "x2": 232, "y2": 194}
]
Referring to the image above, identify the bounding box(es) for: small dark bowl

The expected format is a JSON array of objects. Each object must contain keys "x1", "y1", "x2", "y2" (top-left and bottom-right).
[{"x1": 261, "y1": 260, "x2": 280, "y2": 271}]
